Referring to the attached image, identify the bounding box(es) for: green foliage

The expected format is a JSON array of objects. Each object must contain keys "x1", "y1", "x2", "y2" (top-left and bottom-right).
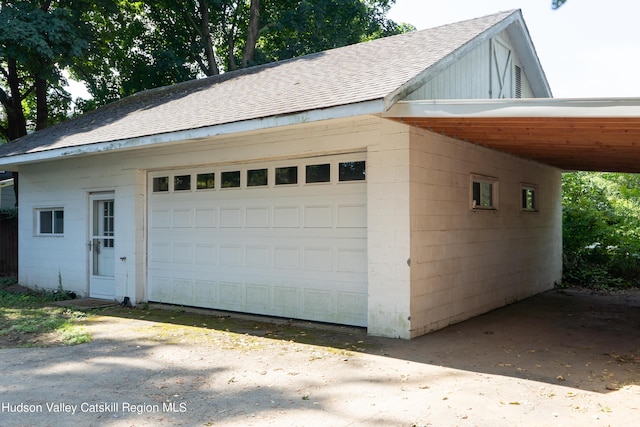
[
  {"x1": 0, "y1": 287, "x2": 91, "y2": 346},
  {"x1": 254, "y1": 0, "x2": 410, "y2": 65},
  {"x1": 71, "y1": 0, "x2": 410, "y2": 104},
  {"x1": 3, "y1": 1, "x2": 410, "y2": 126},
  {"x1": 562, "y1": 172, "x2": 640, "y2": 290},
  {"x1": 0, "y1": 207, "x2": 18, "y2": 220}
]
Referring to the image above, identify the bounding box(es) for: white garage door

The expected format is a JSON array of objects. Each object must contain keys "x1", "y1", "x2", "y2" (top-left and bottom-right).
[{"x1": 147, "y1": 154, "x2": 368, "y2": 326}]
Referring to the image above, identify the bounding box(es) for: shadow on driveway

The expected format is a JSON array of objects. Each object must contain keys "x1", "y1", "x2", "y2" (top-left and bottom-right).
[{"x1": 97, "y1": 288, "x2": 640, "y2": 394}]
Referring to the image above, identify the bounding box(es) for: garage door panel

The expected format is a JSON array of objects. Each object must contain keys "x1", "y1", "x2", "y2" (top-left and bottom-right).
[
  {"x1": 274, "y1": 206, "x2": 300, "y2": 228},
  {"x1": 273, "y1": 247, "x2": 300, "y2": 270},
  {"x1": 194, "y1": 280, "x2": 217, "y2": 304},
  {"x1": 173, "y1": 209, "x2": 193, "y2": 227},
  {"x1": 304, "y1": 205, "x2": 333, "y2": 228},
  {"x1": 246, "y1": 284, "x2": 271, "y2": 311},
  {"x1": 245, "y1": 207, "x2": 270, "y2": 228},
  {"x1": 172, "y1": 243, "x2": 194, "y2": 264},
  {"x1": 219, "y1": 282, "x2": 243, "y2": 308},
  {"x1": 246, "y1": 245, "x2": 270, "y2": 267},
  {"x1": 151, "y1": 209, "x2": 171, "y2": 228},
  {"x1": 303, "y1": 247, "x2": 333, "y2": 271},
  {"x1": 220, "y1": 208, "x2": 242, "y2": 227},
  {"x1": 195, "y1": 208, "x2": 217, "y2": 227},
  {"x1": 195, "y1": 244, "x2": 217, "y2": 264},
  {"x1": 148, "y1": 155, "x2": 367, "y2": 327}
]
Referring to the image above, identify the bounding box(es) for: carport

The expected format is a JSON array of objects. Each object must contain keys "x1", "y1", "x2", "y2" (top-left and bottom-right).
[{"x1": 383, "y1": 98, "x2": 640, "y2": 173}]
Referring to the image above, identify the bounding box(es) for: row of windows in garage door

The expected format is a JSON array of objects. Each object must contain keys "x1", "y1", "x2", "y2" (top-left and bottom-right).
[{"x1": 152, "y1": 161, "x2": 366, "y2": 193}]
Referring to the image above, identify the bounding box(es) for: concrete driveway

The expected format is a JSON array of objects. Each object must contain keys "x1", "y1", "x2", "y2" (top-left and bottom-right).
[{"x1": 1, "y1": 289, "x2": 639, "y2": 426}]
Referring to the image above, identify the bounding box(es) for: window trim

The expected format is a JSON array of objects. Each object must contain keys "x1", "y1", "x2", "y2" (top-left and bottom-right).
[
  {"x1": 36, "y1": 207, "x2": 64, "y2": 236},
  {"x1": 521, "y1": 183, "x2": 538, "y2": 212},
  {"x1": 471, "y1": 174, "x2": 498, "y2": 210}
]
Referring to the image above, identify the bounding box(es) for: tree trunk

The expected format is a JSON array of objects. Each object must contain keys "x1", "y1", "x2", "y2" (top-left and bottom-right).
[
  {"x1": 241, "y1": 0, "x2": 260, "y2": 68},
  {"x1": 2, "y1": 57, "x2": 28, "y2": 207},
  {"x1": 4, "y1": 58, "x2": 28, "y2": 141},
  {"x1": 199, "y1": 0, "x2": 219, "y2": 76},
  {"x1": 228, "y1": 33, "x2": 238, "y2": 71},
  {"x1": 35, "y1": 77, "x2": 48, "y2": 131}
]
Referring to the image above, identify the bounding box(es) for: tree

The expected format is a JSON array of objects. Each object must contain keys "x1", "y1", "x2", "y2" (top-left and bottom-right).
[
  {"x1": 0, "y1": 1, "x2": 94, "y2": 142},
  {"x1": 562, "y1": 172, "x2": 640, "y2": 289},
  {"x1": 0, "y1": 1, "x2": 108, "y2": 205},
  {"x1": 70, "y1": 0, "x2": 409, "y2": 104}
]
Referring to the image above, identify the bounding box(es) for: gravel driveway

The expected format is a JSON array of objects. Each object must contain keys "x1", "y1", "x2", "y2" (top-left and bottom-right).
[{"x1": 1, "y1": 288, "x2": 639, "y2": 426}]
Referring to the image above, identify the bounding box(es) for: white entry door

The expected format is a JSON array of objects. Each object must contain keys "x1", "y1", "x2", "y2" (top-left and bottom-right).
[{"x1": 89, "y1": 193, "x2": 115, "y2": 299}]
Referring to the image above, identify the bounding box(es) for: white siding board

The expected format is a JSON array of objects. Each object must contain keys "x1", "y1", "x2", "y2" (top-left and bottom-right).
[{"x1": 406, "y1": 31, "x2": 541, "y2": 101}]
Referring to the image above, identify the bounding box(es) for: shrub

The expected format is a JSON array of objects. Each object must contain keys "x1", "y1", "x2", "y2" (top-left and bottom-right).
[{"x1": 562, "y1": 172, "x2": 640, "y2": 290}]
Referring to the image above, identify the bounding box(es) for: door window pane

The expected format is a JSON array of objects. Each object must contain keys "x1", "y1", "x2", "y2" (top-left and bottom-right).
[
  {"x1": 174, "y1": 175, "x2": 191, "y2": 191},
  {"x1": 247, "y1": 168, "x2": 268, "y2": 186},
  {"x1": 275, "y1": 166, "x2": 298, "y2": 185},
  {"x1": 306, "y1": 164, "x2": 330, "y2": 183},
  {"x1": 197, "y1": 173, "x2": 215, "y2": 189},
  {"x1": 339, "y1": 161, "x2": 366, "y2": 181},
  {"x1": 153, "y1": 176, "x2": 169, "y2": 192},
  {"x1": 221, "y1": 171, "x2": 241, "y2": 188}
]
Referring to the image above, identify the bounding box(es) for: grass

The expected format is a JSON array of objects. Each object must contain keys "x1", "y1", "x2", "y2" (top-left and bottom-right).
[{"x1": 0, "y1": 279, "x2": 92, "y2": 348}]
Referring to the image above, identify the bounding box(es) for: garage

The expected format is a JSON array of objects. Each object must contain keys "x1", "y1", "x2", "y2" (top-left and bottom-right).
[{"x1": 147, "y1": 154, "x2": 369, "y2": 326}]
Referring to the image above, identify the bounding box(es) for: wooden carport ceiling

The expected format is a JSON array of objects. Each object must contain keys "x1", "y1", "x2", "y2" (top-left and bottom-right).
[{"x1": 383, "y1": 99, "x2": 640, "y2": 173}]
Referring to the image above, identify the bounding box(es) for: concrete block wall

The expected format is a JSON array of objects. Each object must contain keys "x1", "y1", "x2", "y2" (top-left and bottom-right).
[
  {"x1": 18, "y1": 157, "x2": 142, "y2": 301},
  {"x1": 366, "y1": 119, "x2": 412, "y2": 338},
  {"x1": 408, "y1": 126, "x2": 562, "y2": 338}
]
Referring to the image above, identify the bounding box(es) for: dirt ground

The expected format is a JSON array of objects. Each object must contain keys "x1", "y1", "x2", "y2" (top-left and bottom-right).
[{"x1": 0, "y1": 288, "x2": 638, "y2": 426}]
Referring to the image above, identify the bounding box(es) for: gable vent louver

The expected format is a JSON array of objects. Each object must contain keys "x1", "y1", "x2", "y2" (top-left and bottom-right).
[{"x1": 515, "y1": 65, "x2": 522, "y2": 99}]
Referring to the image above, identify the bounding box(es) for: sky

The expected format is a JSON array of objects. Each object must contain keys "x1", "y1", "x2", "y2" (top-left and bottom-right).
[{"x1": 387, "y1": 0, "x2": 640, "y2": 98}]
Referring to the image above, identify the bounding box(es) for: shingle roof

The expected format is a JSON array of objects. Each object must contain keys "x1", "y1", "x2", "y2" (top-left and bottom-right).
[{"x1": 0, "y1": 10, "x2": 521, "y2": 159}]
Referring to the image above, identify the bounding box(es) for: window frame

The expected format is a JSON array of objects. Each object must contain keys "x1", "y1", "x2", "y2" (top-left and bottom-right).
[
  {"x1": 471, "y1": 174, "x2": 498, "y2": 210},
  {"x1": 36, "y1": 208, "x2": 64, "y2": 236}
]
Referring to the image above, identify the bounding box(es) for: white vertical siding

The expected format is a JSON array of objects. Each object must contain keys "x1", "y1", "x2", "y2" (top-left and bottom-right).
[{"x1": 406, "y1": 31, "x2": 542, "y2": 100}]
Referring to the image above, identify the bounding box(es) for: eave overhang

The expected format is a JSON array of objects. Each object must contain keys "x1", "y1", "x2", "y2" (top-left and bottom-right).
[
  {"x1": 383, "y1": 99, "x2": 640, "y2": 173},
  {"x1": 0, "y1": 100, "x2": 385, "y2": 169}
]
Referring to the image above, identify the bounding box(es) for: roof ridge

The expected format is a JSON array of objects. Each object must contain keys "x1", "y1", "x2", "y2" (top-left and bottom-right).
[{"x1": 114, "y1": 9, "x2": 521, "y2": 103}]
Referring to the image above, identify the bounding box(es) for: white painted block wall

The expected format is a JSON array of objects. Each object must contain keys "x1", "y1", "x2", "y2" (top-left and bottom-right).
[
  {"x1": 407, "y1": 127, "x2": 562, "y2": 338},
  {"x1": 16, "y1": 115, "x2": 562, "y2": 339},
  {"x1": 18, "y1": 157, "x2": 144, "y2": 301}
]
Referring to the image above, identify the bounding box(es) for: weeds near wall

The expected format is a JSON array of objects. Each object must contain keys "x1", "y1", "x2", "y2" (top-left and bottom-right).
[{"x1": 0, "y1": 278, "x2": 91, "y2": 348}]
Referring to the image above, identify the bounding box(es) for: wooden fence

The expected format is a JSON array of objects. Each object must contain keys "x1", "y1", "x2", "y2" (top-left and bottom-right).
[{"x1": 0, "y1": 211, "x2": 18, "y2": 276}]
